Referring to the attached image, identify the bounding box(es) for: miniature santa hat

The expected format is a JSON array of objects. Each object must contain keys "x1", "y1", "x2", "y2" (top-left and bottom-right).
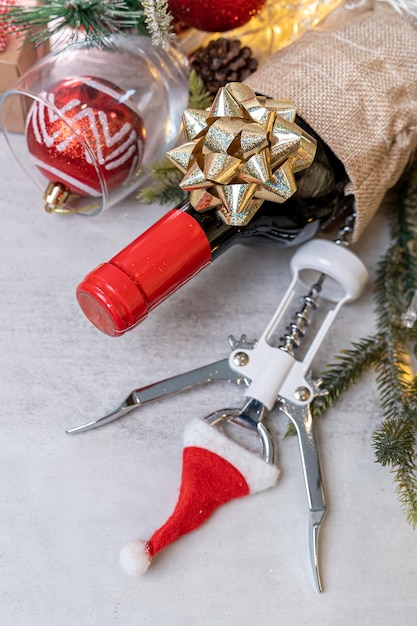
[{"x1": 120, "y1": 417, "x2": 279, "y2": 576}]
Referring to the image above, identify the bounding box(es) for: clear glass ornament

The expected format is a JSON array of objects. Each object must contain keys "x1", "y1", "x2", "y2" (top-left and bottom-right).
[{"x1": 0, "y1": 35, "x2": 189, "y2": 215}]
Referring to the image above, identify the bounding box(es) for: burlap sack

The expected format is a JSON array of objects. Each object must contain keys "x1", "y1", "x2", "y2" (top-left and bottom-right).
[{"x1": 245, "y1": 2, "x2": 417, "y2": 241}]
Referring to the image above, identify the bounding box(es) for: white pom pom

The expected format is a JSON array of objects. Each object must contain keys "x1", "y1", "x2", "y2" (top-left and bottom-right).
[{"x1": 119, "y1": 540, "x2": 151, "y2": 576}]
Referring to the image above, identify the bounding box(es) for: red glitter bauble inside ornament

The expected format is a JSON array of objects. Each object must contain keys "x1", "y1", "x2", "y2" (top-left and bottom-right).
[
  {"x1": 26, "y1": 76, "x2": 146, "y2": 197},
  {"x1": 168, "y1": 0, "x2": 266, "y2": 32}
]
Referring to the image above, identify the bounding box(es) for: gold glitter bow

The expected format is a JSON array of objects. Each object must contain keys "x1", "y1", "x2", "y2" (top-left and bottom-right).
[{"x1": 166, "y1": 82, "x2": 317, "y2": 226}]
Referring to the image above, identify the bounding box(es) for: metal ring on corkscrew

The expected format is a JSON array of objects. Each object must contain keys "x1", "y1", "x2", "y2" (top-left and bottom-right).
[{"x1": 204, "y1": 400, "x2": 275, "y2": 464}]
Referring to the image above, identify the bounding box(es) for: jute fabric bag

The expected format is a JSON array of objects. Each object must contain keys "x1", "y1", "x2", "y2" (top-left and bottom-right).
[{"x1": 245, "y1": 3, "x2": 417, "y2": 241}]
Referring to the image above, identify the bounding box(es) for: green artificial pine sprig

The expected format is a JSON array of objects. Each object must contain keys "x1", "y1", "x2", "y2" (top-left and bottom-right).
[
  {"x1": 1, "y1": 0, "x2": 170, "y2": 48},
  {"x1": 370, "y1": 163, "x2": 417, "y2": 527},
  {"x1": 303, "y1": 162, "x2": 417, "y2": 527},
  {"x1": 188, "y1": 69, "x2": 214, "y2": 111},
  {"x1": 310, "y1": 335, "x2": 386, "y2": 419},
  {"x1": 138, "y1": 159, "x2": 186, "y2": 205}
]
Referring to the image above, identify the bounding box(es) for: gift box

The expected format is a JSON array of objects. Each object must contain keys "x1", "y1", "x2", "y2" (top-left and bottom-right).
[
  {"x1": 0, "y1": 33, "x2": 42, "y2": 132},
  {"x1": 0, "y1": 0, "x2": 51, "y2": 135},
  {"x1": 0, "y1": 36, "x2": 37, "y2": 133}
]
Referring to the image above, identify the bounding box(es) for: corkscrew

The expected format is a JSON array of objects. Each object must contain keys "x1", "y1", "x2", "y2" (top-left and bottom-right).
[{"x1": 68, "y1": 238, "x2": 368, "y2": 591}]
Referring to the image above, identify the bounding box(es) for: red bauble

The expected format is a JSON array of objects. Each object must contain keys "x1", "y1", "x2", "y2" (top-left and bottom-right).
[
  {"x1": 26, "y1": 77, "x2": 146, "y2": 197},
  {"x1": 168, "y1": 0, "x2": 266, "y2": 32}
]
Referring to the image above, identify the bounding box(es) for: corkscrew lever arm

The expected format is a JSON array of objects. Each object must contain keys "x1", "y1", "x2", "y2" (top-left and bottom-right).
[
  {"x1": 278, "y1": 399, "x2": 326, "y2": 593},
  {"x1": 66, "y1": 358, "x2": 248, "y2": 434}
]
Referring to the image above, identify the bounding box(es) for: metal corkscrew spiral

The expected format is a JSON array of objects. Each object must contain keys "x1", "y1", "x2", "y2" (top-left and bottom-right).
[
  {"x1": 280, "y1": 274, "x2": 326, "y2": 356},
  {"x1": 280, "y1": 211, "x2": 356, "y2": 357}
]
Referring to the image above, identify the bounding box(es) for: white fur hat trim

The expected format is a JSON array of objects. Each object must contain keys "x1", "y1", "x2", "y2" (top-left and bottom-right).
[{"x1": 183, "y1": 418, "x2": 279, "y2": 493}]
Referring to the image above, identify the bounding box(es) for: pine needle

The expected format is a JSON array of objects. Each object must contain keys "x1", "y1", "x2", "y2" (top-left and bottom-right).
[
  {"x1": 137, "y1": 159, "x2": 186, "y2": 205},
  {"x1": 188, "y1": 69, "x2": 213, "y2": 111},
  {"x1": 311, "y1": 335, "x2": 386, "y2": 418},
  {"x1": 373, "y1": 418, "x2": 417, "y2": 527},
  {"x1": 370, "y1": 161, "x2": 417, "y2": 527},
  {"x1": 2, "y1": 0, "x2": 148, "y2": 48}
]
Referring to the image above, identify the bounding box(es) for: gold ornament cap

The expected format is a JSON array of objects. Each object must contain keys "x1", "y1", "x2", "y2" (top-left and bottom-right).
[{"x1": 44, "y1": 182, "x2": 71, "y2": 213}]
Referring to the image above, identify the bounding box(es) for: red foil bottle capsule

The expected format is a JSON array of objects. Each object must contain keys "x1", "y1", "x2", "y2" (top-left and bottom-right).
[
  {"x1": 77, "y1": 206, "x2": 213, "y2": 336},
  {"x1": 77, "y1": 120, "x2": 353, "y2": 336}
]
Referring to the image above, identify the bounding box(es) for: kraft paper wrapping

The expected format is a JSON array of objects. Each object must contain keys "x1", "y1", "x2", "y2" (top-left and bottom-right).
[{"x1": 245, "y1": 3, "x2": 417, "y2": 241}]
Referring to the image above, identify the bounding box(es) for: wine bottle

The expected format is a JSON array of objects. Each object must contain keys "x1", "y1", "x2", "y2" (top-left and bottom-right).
[{"x1": 76, "y1": 114, "x2": 353, "y2": 337}]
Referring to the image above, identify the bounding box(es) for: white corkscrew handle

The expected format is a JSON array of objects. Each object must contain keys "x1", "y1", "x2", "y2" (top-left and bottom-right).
[
  {"x1": 290, "y1": 239, "x2": 368, "y2": 303},
  {"x1": 229, "y1": 239, "x2": 369, "y2": 410}
]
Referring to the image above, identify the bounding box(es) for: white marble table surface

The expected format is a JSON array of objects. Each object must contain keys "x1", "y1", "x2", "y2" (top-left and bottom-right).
[{"x1": 1, "y1": 133, "x2": 416, "y2": 625}]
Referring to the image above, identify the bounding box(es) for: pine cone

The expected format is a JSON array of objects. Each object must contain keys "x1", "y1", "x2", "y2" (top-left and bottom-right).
[{"x1": 190, "y1": 38, "x2": 258, "y2": 95}]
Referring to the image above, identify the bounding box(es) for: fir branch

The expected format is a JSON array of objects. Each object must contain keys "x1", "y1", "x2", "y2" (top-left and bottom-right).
[
  {"x1": 373, "y1": 165, "x2": 417, "y2": 423},
  {"x1": 141, "y1": 0, "x2": 175, "y2": 49},
  {"x1": 373, "y1": 418, "x2": 417, "y2": 467},
  {"x1": 373, "y1": 245, "x2": 413, "y2": 421},
  {"x1": 121, "y1": 0, "x2": 150, "y2": 35},
  {"x1": 311, "y1": 335, "x2": 386, "y2": 419},
  {"x1": 2, "y1": 0, "x2": 147, "y2": 48},
  {"x1": 394, "y1": 464, "x2": 417, "y2": 528},
  {"x1": 373, "y1": 419, "x2": 417, "y2": 527},
  {"x1": 137, "y1": 159, "x2": 186, "y2": 205},
  {"x1": 188, "y1": 69, "x2": 213, "y2": 111},
  {"x1": 371, "y1": 161, "x2": 417, "y2": 527}
]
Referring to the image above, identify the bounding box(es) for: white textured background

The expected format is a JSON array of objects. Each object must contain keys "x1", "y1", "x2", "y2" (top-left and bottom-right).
[{"x1": 1, "y1": 134, "x2": 416, "y2": 625}]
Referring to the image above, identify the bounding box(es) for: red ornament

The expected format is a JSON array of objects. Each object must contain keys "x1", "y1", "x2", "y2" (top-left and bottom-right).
[
  {"x1": 26, "y1": 76, "x2": 146, "y2": 198},
  {"x1": 168, "y1": 0, "x2": 266, "y2": 32}
]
